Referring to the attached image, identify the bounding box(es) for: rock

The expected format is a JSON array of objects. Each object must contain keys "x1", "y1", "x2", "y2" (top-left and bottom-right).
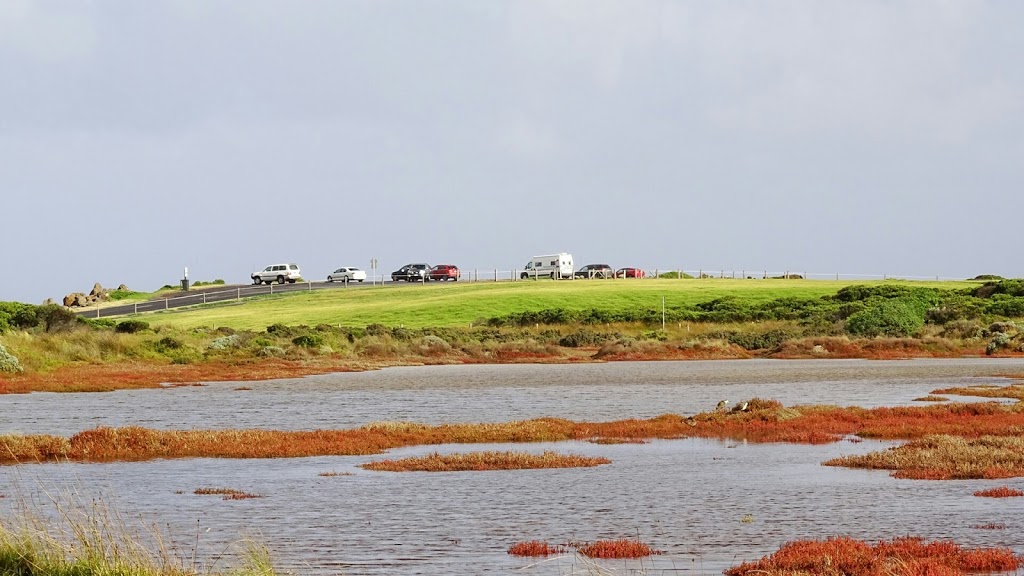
[
  {"x1": 90, "y1": 283, "x2": 105, "y2": 297},
  {"x1": 117, "y1": 284, "x2": 129, "y2": 291},
  {"x1": 812, "y1": 344, "x2": 827, "y2": 355},
  {"x1": 64, "y1": 293, "x2": 85, "y2": 307}
]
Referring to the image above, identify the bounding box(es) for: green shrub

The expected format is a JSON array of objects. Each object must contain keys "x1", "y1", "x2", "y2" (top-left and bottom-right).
[
  {"x1": 657, "y1": 271, "x2": 694, "y2": 279},
  {"x1": 418, "y1": 334, "x2": 451, "y2": 355},
  {"x1": 152, "y1": 337, "x2": 183, "y2": 353},
  {"x1": 291, "y1": 334, "x2": 323, "y2": 348},
  {"x1": 115, "y1": 320, "x2": 150, "y2": 334},
  {"x1": 257, "y1": 345, "x2": 286, "y2": 357},
  {"x1": 711, "y1": 329, "x2": 798, "y2": 350},
  {"x1": 558, "y1": 329, "x2": 609, "y2": 348},
  {"x1": 107, "y1": 290, "x2": 148, "y2": 301},
  {"x1": 986, "y1": 333, "x2": 1012, "y2": 355},
  {"x1": 846, "y1": 299, "x2": 925, "y2": 338},
  {"x1": 0, "y1": 342, "x2": 22, "y2": 373},
  {"x1": 365, "y1": 324, "x2": 389, "y2": 337}
]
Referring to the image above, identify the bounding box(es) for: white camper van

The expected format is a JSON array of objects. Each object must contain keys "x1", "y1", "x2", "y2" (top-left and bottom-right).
[{"x1": 521, "y1": 253, "x2": 574, "y2": 279}]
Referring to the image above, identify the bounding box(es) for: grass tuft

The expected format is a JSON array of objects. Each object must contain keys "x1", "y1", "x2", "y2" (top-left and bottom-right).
[
  {"x1": 360, "y1": 451, "x2": 611, "y2": 472},
  {"x1": 973, "y1": 486, "x2": 1024, "y2": 497}
]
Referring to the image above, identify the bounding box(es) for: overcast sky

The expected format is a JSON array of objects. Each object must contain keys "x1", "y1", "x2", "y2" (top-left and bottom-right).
[{"x1": 2, "y1": 1, "x2": 1022, "y2": 303}]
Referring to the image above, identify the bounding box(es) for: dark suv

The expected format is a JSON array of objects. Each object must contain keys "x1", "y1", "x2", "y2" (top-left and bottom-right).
[
  {"x1": 429, "y1": 264, "x2": 460, "y2": 281},
  {"x1": 391, "y1": 263, "x2": 430, "y2": 282},
  {"x1": 574, "y1": 264, "x2": 613, "y2": 279}
]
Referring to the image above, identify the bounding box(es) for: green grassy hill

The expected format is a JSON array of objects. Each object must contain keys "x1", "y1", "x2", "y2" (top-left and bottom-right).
[{"x1": 139, "y1": 279, "x2": 978, "y2": 330}]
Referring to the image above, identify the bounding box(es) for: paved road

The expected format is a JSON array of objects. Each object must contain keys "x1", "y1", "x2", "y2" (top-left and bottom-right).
[{"x1": 74, "y1": 278, "x2": 437, "y2": 319}]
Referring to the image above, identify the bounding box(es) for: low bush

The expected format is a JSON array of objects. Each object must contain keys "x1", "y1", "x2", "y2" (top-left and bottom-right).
[
  {"x1": 256, "y1": 345, "x2": 286, "y2": 357},
  {"x1": 152, "y1": 336, "x2": 183, "y2": 353},
  {"x1": 0, "y1": 342, "x2": 22, "y2": 373},
  {"x1": 291, "y1": 334, "x2": 323, "y2": 348},
  {"x1": 986, "y1": 333, "x2": 1013, "y2": 355},
  {"x1": 115, "y1": 320, "x2": 150, "y2": 334},
  {"x1": 657, "y1": 271, "x2": 694, "y2": 279},
  {"x1": 846, "y1": 299, "x2": 925, "y2": 338},
  {"x1": 417, "y1": 334, "x2": 451, "y2": 355},
  {"x1": 558, "y1": 329, "x2": 609, "y2": 348},
  {"x1": 208, "y1": 334, "x2": 242, "y2": 351}
]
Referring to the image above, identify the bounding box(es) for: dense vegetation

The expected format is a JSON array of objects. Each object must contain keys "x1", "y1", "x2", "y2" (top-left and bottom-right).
[{"x1": 1, "y1": 281, "x2": 1023, "y2": 383}]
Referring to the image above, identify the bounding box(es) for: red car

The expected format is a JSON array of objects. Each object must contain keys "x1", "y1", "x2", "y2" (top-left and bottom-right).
[
  {"x1": 429, "y1": 264, "x2": 460, "y2": 281},
  {"x1": 615, "y1": 267, "x2": 647, "y2": 278}
]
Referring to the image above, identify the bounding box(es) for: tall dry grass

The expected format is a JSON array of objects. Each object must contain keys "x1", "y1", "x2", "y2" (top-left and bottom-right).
[
  {"x1": 825, "y1": 435, "x2": 1024, "y2": 480},
  {"x1": 0, "y1": 486, "x2": 278, "y2": 576}
]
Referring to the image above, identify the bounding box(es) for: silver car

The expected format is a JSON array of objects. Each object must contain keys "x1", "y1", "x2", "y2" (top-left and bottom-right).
[{"x1": 327, "y1": 267, "x2": 367, "y2": 282}]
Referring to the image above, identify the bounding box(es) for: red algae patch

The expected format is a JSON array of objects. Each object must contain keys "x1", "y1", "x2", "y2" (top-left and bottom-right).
[
  {"x1": 576, "y1": 539, "x2": 662, "y2": 559},
  {"x1": 914, "y1": 395, "x2": 949, "y2": 402},
  {"x1": 360, "y1": 451, "x2": 611, "y2": 472},
  {"x1": 723, "y1": 536, "x2": 1020, "y2": 576},
  {"x1": 318, "y1": 471, "x2": 355, "y2": 477},
  {"x1": 507, "y1": 541, "x2": 567, "y2": 557},
  {"x1": 973, "y1": 486, "x2": 1024, "y2": 497},
  {"x1": 972, "y1": 523, "x2": 1007, "y2": 530}
]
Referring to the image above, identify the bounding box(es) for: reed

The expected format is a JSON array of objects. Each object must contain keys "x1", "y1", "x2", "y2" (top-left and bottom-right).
[
  {"x1": 973, "y1": 486, "x2": 1024, "y2": 497},
  {"x1": 507, "y1": 540, "x2": 567, "y2": 556},
  {"x1": 825, "y1": 435, "x2": 1024, "y2": 480},
  {"x1": 724, "y1": 536, "x2": 1020, "y2": 576},
  {"x1": 576, "y1": 539, "x2": 662, "y2": 559},
  {"x1": 0, "y1": 490, "x2": 278, "y2": 576},
  {"x1": 360, "y1": 451, "x2": 611, "y2": 472}
]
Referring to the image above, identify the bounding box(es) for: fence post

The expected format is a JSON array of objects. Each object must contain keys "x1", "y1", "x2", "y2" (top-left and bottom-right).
[
  {"x1": 96, "y1": 304, "x2": 100, "y2": 319},
  {"x1": 203, "y1": 293, "x2": 207, "y2": 304},
  {"x1": 134, "y1": 302, "x2": 138, "y2": 315},
  {"x1": 309, "y1": 281, "x2": 312, "y2": 291},
  {"x1": 237, "y1": 287, "x2": 241, "y2": 300},
  {"x1": 270, "y1": 284, "x2": 273, "y2": 295},
  {"x1": 165, "y1": 299, "x2": 168, "y2": 310}
]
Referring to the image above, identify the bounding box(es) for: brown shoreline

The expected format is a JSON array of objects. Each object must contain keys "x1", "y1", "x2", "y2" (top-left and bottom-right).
[{"x1": 1, "y1": 339, "x2": 1019, "y2": 395}]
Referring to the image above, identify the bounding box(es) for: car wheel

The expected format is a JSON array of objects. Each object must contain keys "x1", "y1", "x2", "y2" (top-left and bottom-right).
[
  {"x1": 277, "y1": 276, "x2": 285, "y2": 284},
  {"x1": 358, "y1": 279, "x2": 364, "y2": 282}
]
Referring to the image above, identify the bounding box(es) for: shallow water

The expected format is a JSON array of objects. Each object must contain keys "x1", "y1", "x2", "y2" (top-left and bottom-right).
[
  {"x1": 2, "y1": 358, "x2": 1022, "y2": 435},
  {"x1": 3, "y1": 358, "x2": 1024, "y2": 575}
]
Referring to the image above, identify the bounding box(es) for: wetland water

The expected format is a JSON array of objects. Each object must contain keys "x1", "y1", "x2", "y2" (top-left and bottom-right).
[{"x1": 3, "y1": 358, "x2": 1024, "y2": 574}]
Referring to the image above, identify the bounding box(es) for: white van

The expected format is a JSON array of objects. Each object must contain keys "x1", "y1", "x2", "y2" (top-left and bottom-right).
[{"x1": 521, "y1": 253, "x2": 574, "y2": 279}]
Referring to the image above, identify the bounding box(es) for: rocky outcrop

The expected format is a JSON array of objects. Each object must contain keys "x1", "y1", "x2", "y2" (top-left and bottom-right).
[{"x1": 62, "y1": 282, "x2": 125, "y2": 308}]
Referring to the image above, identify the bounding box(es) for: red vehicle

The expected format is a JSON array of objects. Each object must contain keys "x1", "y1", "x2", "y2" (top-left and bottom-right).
[
  {"x1": 615, "y1": 267, "x2": 647, "y2": 278},
  {"x1": 429, "y1": 264, "x2": 460, "y2": 281}
]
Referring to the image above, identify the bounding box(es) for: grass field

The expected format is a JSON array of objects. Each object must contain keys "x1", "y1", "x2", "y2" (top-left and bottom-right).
[{"x1": 136, "y1": 278, "x2": 978, "y2": 330}]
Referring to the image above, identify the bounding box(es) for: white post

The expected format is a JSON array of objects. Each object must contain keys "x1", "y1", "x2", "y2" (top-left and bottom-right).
[
  {"x1": 165, "y1": 299, "x2": 168, "y2": 310},
  {"x1": 203, "y1": 293, "x2": 207, "y2": 304},
  {"x1": 134, "y1": 302, "x2": 138, "y2": 314},
  {"x1": 270, "y1": 284, "x2": 273, "y2": 295},
  {"x1": 662, "y1": 296, "x2": 666, "y2": 331},
  {"x1": 237, "y1": 287, "x2": 241, "y2": 300}
]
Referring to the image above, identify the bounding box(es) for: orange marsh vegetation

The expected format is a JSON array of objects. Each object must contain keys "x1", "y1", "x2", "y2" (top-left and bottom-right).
[
  {"x1": 360, "y1": 451, "x2": 610, "y2": 472},
  {"x1": 3, "y1": 400, "x2": 1024, "y2": 473},
  {"x1": 723, "y1": 536, "x2": 1021, "y2": 576},
  {"x1": 973, "y1": 486, "x2": 1024, "y2": 497}
]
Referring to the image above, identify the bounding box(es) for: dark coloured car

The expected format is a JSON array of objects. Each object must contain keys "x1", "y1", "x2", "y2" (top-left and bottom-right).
[
  {"x1": 391, "y1": 263, "x2": 430, "y2": 282},
  {"x1": 429, "y1": 264, "x2": 460, "y2": 281},
  {"x1": 615, "y1": 267, "x2": 647, "y2": 279},
  {"x1": 574, "y1": 264, "x2": 613, "y2": 279}
]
